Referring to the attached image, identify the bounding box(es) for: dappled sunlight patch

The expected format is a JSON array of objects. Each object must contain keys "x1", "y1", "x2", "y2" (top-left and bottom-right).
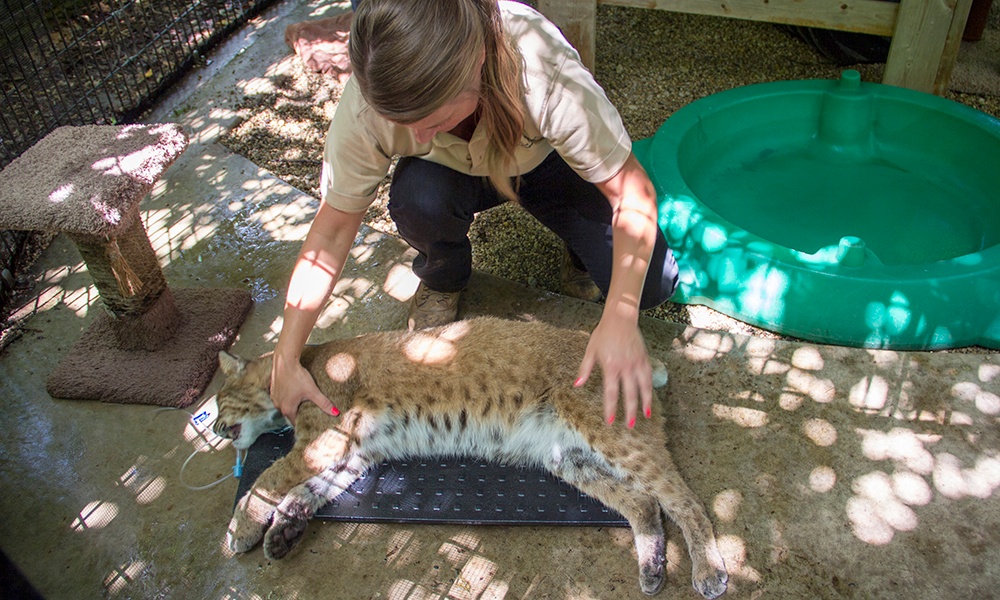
[
  {"x1": 146, "y1": 209, "x2": 221, "y2": 263},
  {"x1": 892, "y1": 470, "x2": 933, "y2": 506},
  {"x1": 713, "y1": 404, "x2": 769, "y2": 428},
  {"x1": 731, "y1": 390, "x2": 768, "y2": 404},
  {"x1": 858, "y1": 428, "x2": 937, "y2": 475},
  {"x1": 103, "y1": 560, "x2": 147, "y2": 597},
  {"x1": 316, "y1": 277, "x2": 376, "y2": 326},
  {"x1": 744, "y1": 336, "x2": 777, "y2": 359},
  {"x1": 332, "y1": 521, "x2": 384, "y2": 548},
  {"x1": 717, "y1": 535, "x2": 761, "y2": 583},
  {"x1": 242, "y1": 75, "x2": 278, "y2": 96},
  {"x1": 809, "y1": 466, "x2": 837, "y2": 493},
  {"x1": 933, "y1": 452, "x2": 1000, "y2": 499},
  {"x1": 9, "y1": 261, "x2": 88, "y2": 320},
  {"x1": 217, "y1": 536, "x2": 237, "y2": 559},
  {"x1": 384, "y1": 263, "x2": 420, "y2": 302},
  {"x1": 63, "y1": 283, "x2": 98, "y2": 317},
  {"x1": 119, "y1": 458, "x2": 167, "y2": 505},
  {"x1": 980, "y1": 364, "x2": 1000, "y2": 383},
  {"x1": 951, "y1": 381, "x2": 1000, "y2": 415},
  {"x1": 255, "y1": 195, "x2": 317, "y2": 241},
  {"x1": 325, "y1": 352, "x2": 357, "y2": 383},
  {"x1": 846, "y1": 494, "x2": 897, "y2": 545},
  {"x1": 405, "y1": 332, "x2": 458, "y2": 365},
  {"x1": 791, "y1": 346, "x2": 824, "y2": 370},
  {"x1": 385, "y1": 530, "x2": 509, "y2": 600},
  {"x1": 677, "y1": 328, "x2": 738, "y2": 361},
  {"x1": 385, "y1": 530, "x2": 423, "y2": 569},
  {"x1": 785, "y1": 368, "x2": 836, "y2": 403},
  {"x1": 802, "y1": 418, "x2": 837, "y2": 446},
  {"x1": 303, "y1": 428, "x2": 349, "y2": 471},
  {"x1": 713, "y1": 489, "x2": 743, "y2": 522},
  {"x1": 71, "y1": 499, "x2": 119, "y2": 531},
  {"x1": 747, "y1": 352, "x2": 790, "y2": 376},
  {"x1": 847, "y1": 471, "x2": 920, "y2": 545},
  {"x1": 847, "y1": 424, "x2": 1000, "y2": 544},
  {"x1": 449, "y1": 555, "x2": 503, "y2": 600},
  {"x1": 350, "y1": 240, "x2": 377, "y2": 264},
  {"x1": 778, "y1": 392, "x2": 804, "y2": 411},
  {"x1": 850, "y1": 375, "x2": 890, "y2": 413}
]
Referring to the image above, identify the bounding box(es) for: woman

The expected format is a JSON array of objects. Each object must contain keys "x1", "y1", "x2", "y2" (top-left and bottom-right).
[{"x1": 271, "y1": 0, "x2": 678, "y2": 430}]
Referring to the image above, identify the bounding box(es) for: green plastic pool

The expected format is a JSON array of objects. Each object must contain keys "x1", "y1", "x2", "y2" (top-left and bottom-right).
[{"x1": 639, "y1": 70, "x2": 1000, "y2": 350}]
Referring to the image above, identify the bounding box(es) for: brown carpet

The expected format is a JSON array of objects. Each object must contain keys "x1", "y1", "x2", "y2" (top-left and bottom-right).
[
  {"x1": 46, "y1": 288, "x2": 253, "y2": 407},
  {"x1": 0, "y1": 124, "x2": 188, "y2": 236}
]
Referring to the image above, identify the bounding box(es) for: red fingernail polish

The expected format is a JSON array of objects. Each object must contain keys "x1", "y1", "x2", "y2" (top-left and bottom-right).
[
  {"x1": 574, "y1": 377, "x2": 584, "y2": 387},
  {"x1": 331, "y1": 406, "x2": 340, "y2": 417},
  {"x1": 628, "y1": 417, "x2": 636, "y2": 429},
  {"x1": 645, "y1": 408, "x2": 651, "y2": 418},
  {"x1": 607, "y1": 415, "x2": 615, "y2": 425}
]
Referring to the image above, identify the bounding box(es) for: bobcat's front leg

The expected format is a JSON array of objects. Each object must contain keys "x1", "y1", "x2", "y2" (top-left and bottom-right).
[
  {"x1": 264, "y1": 452, "x2": 372, "y2": 559},
  {"x1": 228, "y1": 423, "x2": 354, "y2": 554},
  {"x1": 227, "y1": 452, "x2": 320, "y2": 553}
]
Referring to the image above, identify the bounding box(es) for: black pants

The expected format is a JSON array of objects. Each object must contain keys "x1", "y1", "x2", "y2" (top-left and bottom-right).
[{"x1": 388, "y1": 151, "x2": 678, "y2": 310}]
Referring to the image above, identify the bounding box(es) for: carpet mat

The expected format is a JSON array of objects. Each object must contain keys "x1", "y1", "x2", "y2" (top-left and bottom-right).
[
  {"x1": 46, "y1": 287, "x2": 252, "y2": 407},
  {"x1": 236, "y1": 428, "x2": 628, "y2": 526}
]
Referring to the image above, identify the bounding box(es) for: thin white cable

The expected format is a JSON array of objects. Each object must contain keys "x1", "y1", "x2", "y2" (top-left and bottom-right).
[{"x1": 154, "y1": 406, "x2": 245, "y2": 491}]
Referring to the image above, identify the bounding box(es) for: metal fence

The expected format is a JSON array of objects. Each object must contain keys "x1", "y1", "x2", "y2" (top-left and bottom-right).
[{"x1": 0, "y1": 0, "x2": 279, "y2": 319}]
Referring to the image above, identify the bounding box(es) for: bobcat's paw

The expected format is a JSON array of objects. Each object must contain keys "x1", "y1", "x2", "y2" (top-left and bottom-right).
[
  {"x1": 692, "y1": 568, "x2": 728, "y2": 600},
  {"x1": 263, "y1": 500, "x2": 311, "y2": 560},
  {"x1": 638, "y1": 561, "x2": 665, "y2": 596},
  {"x1": 263, "y1": 511, "x2": 309, "y2": 560},
  {"x1": 227, "y1": 491, "x2": 277, "y2": 553},
  {"x1": 691, "y1": 540, "x2": 728, "y2": 599}
]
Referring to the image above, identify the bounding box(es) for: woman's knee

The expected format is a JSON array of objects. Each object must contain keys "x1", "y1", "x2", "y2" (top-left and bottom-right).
[{"x1": 389, "y1": 160, "x2": 481, "y2": 235}]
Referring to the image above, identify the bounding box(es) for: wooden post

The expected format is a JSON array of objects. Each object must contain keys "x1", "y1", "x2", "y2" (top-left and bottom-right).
[
  {"x1": 882, "y1": 0, "x2": 973, "y2": 92},
  {"x1": 539, "y1": 0, "x2": 598, "y2": 71}
]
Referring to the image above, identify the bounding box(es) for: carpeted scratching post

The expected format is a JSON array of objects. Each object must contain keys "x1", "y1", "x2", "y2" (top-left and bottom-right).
[{"x1": 0, "y1": 124, "x2": 252, "y2": 407}]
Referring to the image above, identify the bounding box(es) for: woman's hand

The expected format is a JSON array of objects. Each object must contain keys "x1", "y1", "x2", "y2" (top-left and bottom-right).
[
  {"x1": 270, "y1": 352, "x2": 338, "y2": 425},
  {"x1": 576, "y1": 316, "x2": 653, "y2": 428}
]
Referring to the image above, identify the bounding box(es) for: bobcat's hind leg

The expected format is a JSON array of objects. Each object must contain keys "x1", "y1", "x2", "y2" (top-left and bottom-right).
[
  {"x1": 264, "y1": 453, "x2": 372, "y2": 560},
  {"x1": 644, "y1": 466, "x2": 728, "y2": 599},
  {"x1": 550, "y1": 448, "x2": 666, "y2": 595}
]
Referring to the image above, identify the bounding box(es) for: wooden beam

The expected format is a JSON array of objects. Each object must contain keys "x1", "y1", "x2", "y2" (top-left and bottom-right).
[{"x1": 600, "y1": 0, "x2": 900, "y2": 36}]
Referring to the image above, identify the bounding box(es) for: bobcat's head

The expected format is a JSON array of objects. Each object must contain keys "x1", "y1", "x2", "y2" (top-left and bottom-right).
[{"x1": 213, "y1": 351, "x2": 290, "y2": 450}]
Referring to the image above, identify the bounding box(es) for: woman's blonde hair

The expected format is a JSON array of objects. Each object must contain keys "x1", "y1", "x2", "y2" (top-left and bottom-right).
[{"x1": 350, "y1": 0, "x2": 526, "y2": 201}]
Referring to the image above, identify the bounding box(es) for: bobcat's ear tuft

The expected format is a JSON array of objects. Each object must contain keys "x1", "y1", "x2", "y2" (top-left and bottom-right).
[{"x1": 218, "y1": 351, "x2": 247, "y2": 377}]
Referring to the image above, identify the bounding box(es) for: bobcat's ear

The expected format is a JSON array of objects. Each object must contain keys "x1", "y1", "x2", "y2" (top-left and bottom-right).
[{"x1": 218, "y1": 351, "x2": 247, "y2": 377}]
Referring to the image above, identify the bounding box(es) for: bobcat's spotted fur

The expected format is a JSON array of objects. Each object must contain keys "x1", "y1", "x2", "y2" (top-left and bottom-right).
[{"x1": 214, "y1": 317, "x2": 727, "y2": 597}]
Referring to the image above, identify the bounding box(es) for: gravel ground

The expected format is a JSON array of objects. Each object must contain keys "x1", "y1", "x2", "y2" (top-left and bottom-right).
[{"x1": 219, "y1": 4, "x2": 1000, "y2": 347}]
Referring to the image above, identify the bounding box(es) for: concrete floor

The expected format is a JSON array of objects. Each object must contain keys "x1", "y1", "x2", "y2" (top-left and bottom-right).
[{"x1": 2, "y1": 0, "x2": 1000, "y2": 598}]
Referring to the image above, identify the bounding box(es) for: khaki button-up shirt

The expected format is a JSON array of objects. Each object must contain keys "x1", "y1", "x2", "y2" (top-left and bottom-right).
[{"x1": 320, "y1": 0, "x2": 631, "y2": 213}]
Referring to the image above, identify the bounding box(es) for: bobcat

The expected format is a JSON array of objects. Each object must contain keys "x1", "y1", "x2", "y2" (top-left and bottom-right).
[{"x1": 214, "y1": 317, "x2": 727, "y2": 598}]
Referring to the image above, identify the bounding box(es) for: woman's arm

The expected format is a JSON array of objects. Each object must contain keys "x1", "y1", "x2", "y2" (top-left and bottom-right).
[
  {"x1": 271, "y1": 202, "x2": 366, "y2": 423},
  {"x1": 577, "y1": 152, "x2": 659, "y2": 428}
]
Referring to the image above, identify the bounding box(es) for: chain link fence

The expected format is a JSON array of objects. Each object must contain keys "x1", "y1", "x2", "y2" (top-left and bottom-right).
[{"x1": 0, "y1": 0, "x2": 279, "y2": 320}]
